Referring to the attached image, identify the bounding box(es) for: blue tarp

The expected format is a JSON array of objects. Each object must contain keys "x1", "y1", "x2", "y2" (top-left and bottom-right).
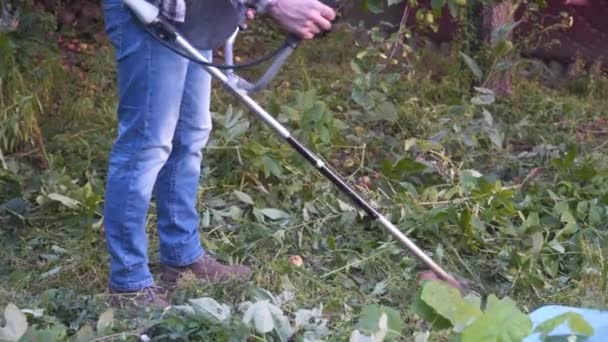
[{"x1": 523, "y1": 305, "x2": 608, "y2": 341}]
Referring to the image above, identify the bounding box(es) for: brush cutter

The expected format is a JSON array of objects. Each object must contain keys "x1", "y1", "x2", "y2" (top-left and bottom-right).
[{"x1": 121, "y1": 0, "x2": 461, "y2": 287}]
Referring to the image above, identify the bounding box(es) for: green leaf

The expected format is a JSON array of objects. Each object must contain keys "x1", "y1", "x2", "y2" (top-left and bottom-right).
[
  {"x1": 534, "y1": 313, "x2": 569, "y2": 336},
  {"x1": 419, "y1": 281, "x2": 482, "y2": 332},
  {"x1": 202, "y1": 209, "x2": 210, "y2": 227},
  {"x1": 459, "y1": 209, "x2": 474, "y2": 237},
  {"x1": 229, "y1": 206, "x2": 243, "y2": 220},
  {"x1": 263, "y1": 156, "x2": 282, "y2": 178},
  {"x1": 524, "y1": 212, "x2": 540, "y2": 230},
  {"x1": 463, "y1": 293, "x2": 482, "y2": 309},
  {"x1": 460, "y1": 170, "x2": 482, "y2": 190},
  {"x1": 393, "y1": 157, "x2": 427, "y2": 174},
  {"x1": 267, "y1": 303, "x2": 293, "y2": 341},
  {"x1": 577, "y1": 201, "x2": 589, "y2": 217},
  {"x1": 20, "y1": 324, "x2": 66, "y2": 342},
  {"x1": 294, "y1": 306, "x2": 324, "y2": 330},
  {"x1": 487, "y1": 128, "x2": 504, "y2": 149},
  {"x1": 0, "y1": 303, "x2": 28, "y2": 342},
  {"x1": 411, "y1": 288, "x2": 452, "y2": 331},
  {"x1": 357, "y1": 304, "x2": 402, "y2": 338},
  {"x1": 233, "y1": 190, "x2": 254, "y2": 205},
  {"x1": 564, "y1": 145, "x2": 577, "y2": 168},
  {"x1": 38, "y1": 266, "x2": 61, "y2": 279},
  {"x1": 560, "y1": 210, "x2": 577, "y2": 224},
  {"x1": 459, "y1": 52, "x2": 483, "y2": 80},
  {"x1": 171, "y1": 305, "x2": 196, "y2": 316},
  {"x1": 375, "y1": 101, "x2": 398, "y2": 122},
  {"x1": 573, "y1": 163, "x2": 597, "y2": 181},
  {"x1": 551, "y1": 145, "x2": 577, "y2": 170},
  {"x1": 372, "y1": 280, "x2": 387, "y2": 296},
  {"x1": 589, "y1": 205, "x2": 602, "y2": 226},
  {"x1": 471, "y1": 94, "x2": 495, "y2": 105},
  {"x1": 542, "y1": 255, "x2": 559, "y2": 277},
  {"x1": 560, "y1": 221, "x2": 579, "y2": 236},
  {"x1": 327, "y1": 235, "x2": 337, "y2": 250},
  {"x1": 529, "y1": 232, "x2": 544, "y2": 254},
  {"x1": 431, "y1": 0, "x2": 445, "y2": 10},
  {"x1": 485, "y1": 294, "x2": 500, "y2": 309},
  {"x1": 460, "y1": 295, "x2": 532, "y2": 342},
  {"x1": 349, "y1": 329, "x2": 373, "y2": 342},
  {"x1": 337, "y1": 199, "x2": 355, "y2": 212},
  {"x1": 252, "y1": 207, "x2": 265, "y2": 223},
  {"x1": 492, "y1": 21, "x2": 520, "y2": 43},
  {"x1": 362, "y1": 0, "x2": 384, "y2": 13},
  {"x1": 260, "y1": 208, "x2": 290, "y2": 220},
  {"x1": 482, "y1": 108, "x2": 494, "y2": 126},
  {"x1": 534, "y1": 312, "x2": 594, "y2": 338},
  {"x1": 250, "y1": 287, "x2": 278, "y2": 304},
  {"x1": 242, "y1": 300, "x2": 275, "y2": 334},
  {"x1": 47, "y1": 193, "x2": 81, "y2": 209},
  {"x1": 74, "y1": 325, "x2": 96, "y2": 342},
  {"x1": 20, "y1": 309, "x2": 44, "y2": 318},
  {"x1": 96, "y1": 308, "x2": 114, "y2": 334},
  {"x1": 242, "y1": 299, "x2": 293, "y2": 339},
  {"x1": 567, "y1": 313, "x2": 594, "y2": 336},
  {"x1": 188, "y1": 297, "x2": 232, "y2": 322},
  {"x1": 549, "y1": 240, "x2": 565, "y2": 254}
]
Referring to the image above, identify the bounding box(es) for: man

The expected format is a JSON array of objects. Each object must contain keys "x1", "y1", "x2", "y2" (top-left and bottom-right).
[{"x1": 102, "y1": 0, "x2": 336, "y2": 307}]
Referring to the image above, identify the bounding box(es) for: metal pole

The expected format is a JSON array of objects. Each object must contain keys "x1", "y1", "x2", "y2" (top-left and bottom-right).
[{"x1": 173, "y1": 35, "x2": 459, "y2": 286}]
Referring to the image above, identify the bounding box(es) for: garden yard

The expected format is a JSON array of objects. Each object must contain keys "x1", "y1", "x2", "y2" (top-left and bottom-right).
[{"x1": 1, "y1": 0, "x2": 608, "y2": 340}]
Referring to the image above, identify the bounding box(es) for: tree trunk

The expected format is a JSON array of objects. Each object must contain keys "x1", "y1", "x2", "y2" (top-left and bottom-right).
[{"x1": 481, "y1": 0, "x2": 516, "y2": 97}]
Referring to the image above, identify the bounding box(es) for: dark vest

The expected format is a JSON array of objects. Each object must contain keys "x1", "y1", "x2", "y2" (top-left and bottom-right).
[{"x1": 172, "y1": 0, "x2": 246, "y2": 50}]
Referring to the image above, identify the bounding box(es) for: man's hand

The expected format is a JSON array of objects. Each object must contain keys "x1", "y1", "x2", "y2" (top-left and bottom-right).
[
  {"x1": 267, "y1": 0, "x2": 336, "y2": 40},
  {"x1": 240, "y1": 8, "x2": 256, "y2": 29}
]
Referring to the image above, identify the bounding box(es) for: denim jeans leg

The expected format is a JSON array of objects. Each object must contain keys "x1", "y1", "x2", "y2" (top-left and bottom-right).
[
  {"x1": 155, "y1": 51, "x2": 214, "y2": 267},
  {"x1": 102, "y1": 1, "x2": 191, "y2": 291}
]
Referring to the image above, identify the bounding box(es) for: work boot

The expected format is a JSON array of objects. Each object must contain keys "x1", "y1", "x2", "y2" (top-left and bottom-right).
[
  {"x1": 107, "y1": 285, "x2": 170, "y2": 309},
  {"x1": 160, "y1": 254, "x2": 252, "y2": 284}
]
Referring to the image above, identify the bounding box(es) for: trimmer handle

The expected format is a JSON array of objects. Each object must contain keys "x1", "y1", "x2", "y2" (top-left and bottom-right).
[
  {"x1": 123, "y1": 0, "x2": 338, "y2": 92},
  {"x1": 285, "y1": 0, "x2": 339, "y2": 46},
  {"x1": 231, "y1": 0, "x2": 339, "y2": 93}
]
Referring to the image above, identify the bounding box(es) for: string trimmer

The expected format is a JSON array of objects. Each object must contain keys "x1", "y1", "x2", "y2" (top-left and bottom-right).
[{"x1": 121, "y1": 0, "x2": 462, "y2": 288}]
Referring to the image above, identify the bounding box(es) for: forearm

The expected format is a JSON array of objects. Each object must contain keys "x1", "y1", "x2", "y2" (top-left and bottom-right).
[{"x1": 240, "y1": 0, "x2": 336, "y2": 40}]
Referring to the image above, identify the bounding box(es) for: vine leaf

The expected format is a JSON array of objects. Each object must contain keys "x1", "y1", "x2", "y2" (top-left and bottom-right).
[
  {"x1": 459, "y1": 52, "x2": 483, "y2": 80},
  {"x1": 460, "y1": 295, "x2": 532, "y2": 342}
]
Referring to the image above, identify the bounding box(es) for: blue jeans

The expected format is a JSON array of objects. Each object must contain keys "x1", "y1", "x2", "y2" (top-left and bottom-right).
[{"x1": 102, "y1": 0, "x2": 212, "y2": 291}]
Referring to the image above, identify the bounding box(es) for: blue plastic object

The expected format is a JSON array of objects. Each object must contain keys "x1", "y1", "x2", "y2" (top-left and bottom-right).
[{"x1": 523, "y1": 305, "x2": 608, "y2": 341}]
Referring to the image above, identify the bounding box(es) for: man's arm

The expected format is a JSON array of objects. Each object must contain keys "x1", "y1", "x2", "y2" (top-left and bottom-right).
[{"x1": 244, "y1": 0, "x2": 336, "y2": 40}]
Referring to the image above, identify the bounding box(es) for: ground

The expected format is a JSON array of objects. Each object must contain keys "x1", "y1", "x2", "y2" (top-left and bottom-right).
[{"x1": 1, "y1": 7, "x2": 608, "y2": 342}]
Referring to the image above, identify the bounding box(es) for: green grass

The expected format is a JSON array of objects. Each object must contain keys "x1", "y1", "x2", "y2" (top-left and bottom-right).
[{"x1": 1, "y1": 14, "x2": 608, "y2": 341}]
